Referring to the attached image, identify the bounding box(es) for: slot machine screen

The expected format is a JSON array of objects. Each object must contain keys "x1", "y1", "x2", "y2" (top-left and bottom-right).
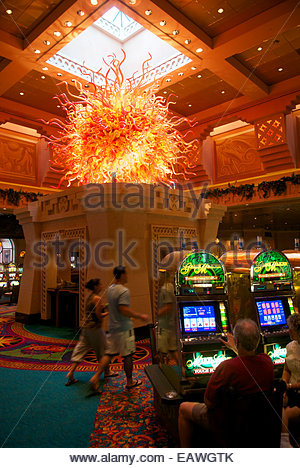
[
  {"x1": 255, "y1": 298, "x2": 288, "y2": 329},
  {"x1": 179, "y1": 302, "x2": 222, "y2": 336}
]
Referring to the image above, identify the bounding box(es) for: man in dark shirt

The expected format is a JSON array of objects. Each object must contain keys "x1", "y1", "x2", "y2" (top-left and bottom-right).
[{"x1": 178, "y1": 318, "x2": 274, "y2": 447}]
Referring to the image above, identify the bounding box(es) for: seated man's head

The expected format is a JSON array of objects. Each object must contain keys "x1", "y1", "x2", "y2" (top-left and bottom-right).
[{"x1": 233, "y1": 319, "x2": 260, "y2": 354}]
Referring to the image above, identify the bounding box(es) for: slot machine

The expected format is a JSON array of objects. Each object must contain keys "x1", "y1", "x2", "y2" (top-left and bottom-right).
[
  {"x1": 175, "y1": 250, "x2": 234, "y2": 395},
  {"x1": 0, "y1": 264, "x2": 8, "y2": 288},
  {"x1": 7, "y1": 263, "x2": 19, "y2": 287},
  {"x1": 17, "y1": 264, "x2": 23, "y2": 282},
  {"x1": 250, "y1": 250, "x2": 296, "y2": 374}
]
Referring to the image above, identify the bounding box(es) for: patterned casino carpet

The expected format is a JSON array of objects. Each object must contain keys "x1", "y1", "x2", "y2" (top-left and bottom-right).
[
  {"x1": 0, "y1": 306, "x2": 174, "y2": 448},
  {"x1": 0, "y1": 306, "x2": 151, "y2": 372}
]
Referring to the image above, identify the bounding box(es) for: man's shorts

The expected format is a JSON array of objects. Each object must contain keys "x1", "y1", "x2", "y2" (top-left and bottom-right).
[
  {"x1": 192, "y1": 403, "x2": 212, "y2": 432},
  {"x1": 157, "y1": 327, "x2": 177, "y2": 354},
  {"x1": 105, "y1": 329, "x2": 136, "y2": 357}
]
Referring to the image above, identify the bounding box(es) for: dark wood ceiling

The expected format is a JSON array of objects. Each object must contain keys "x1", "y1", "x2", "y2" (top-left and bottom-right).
[{"x1": 0, "y1": 0, "x2": 299, "y2": 125}]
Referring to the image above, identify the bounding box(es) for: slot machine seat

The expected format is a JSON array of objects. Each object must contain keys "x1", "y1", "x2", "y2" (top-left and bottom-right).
[
  {"x1": 217, "y1": 380, "x2": 286, "y2": 448},
  {"x1": 4, "y1": 285, "x2": 20, "y2": 305}
]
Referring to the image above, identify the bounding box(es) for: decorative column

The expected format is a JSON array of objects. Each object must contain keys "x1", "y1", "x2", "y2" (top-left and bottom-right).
[{"x1": 14, "y1": 203, "x2": 41, "y2": 323}]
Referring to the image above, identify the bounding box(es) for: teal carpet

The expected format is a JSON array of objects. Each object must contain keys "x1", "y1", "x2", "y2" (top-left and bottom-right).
[{"x1": 0, "y1": 368, "x2": 101, "y2": 448}]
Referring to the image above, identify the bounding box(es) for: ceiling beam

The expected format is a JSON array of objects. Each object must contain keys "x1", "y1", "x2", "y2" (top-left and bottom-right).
[
  {"x1": 150, "y1": 0, "x2": 213, "y2": 48},
  {"x1": 0, "y1": 61, "x2": 31, "y2": 95}
]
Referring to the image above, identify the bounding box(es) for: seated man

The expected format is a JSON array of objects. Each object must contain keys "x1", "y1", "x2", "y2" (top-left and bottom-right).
[{"x1": 178, "y1": 318, "x2": 274, "y2": 447}]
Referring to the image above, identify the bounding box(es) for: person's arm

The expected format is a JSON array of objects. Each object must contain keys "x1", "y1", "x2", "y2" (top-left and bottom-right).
[
  {"x1": 282, "y1": 362, "x2": 291, "y2": 385},
  {"x1": 219, "y1": 332, "x2": 238, "y2": 355},
  {"x1": 119, "y1": 304, "x2": 148, "y2": 322},
  {"x1": 92, "y1": 295, "x2": 107, "y2": 321},
  {"x1": 157, "y1": 303, "x2": 172, "y2": 317},
  {"x1": 204, "y1": 361, "x2": 226, "y2": 408}
]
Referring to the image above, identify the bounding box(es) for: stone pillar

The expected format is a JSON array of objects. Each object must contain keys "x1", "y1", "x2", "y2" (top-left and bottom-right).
[
  {"x1": 14, "y1": 203, "x2": 41, "y2": 323},
  {"x1": 197, "y1": 203, "x2": 227, "y2": 249}
]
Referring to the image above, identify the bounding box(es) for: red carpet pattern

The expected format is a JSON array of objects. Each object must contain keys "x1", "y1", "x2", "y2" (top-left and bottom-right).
[
  {"x1": 90, "y1": 368, "x2": 175, "y2": 448},
  {"x1": 0, "y1": 307, "x2": 151, "y2": 371}
]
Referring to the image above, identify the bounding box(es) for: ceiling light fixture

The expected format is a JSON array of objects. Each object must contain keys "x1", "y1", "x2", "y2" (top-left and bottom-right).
[
  {"x1": 197, "y1": 74, "x2": 202, "y2": 78},
  {"x1": 6, "y1": 9, "x2": 12, "y2": 15},
  {"x1": 163, "y1": 91, "x2": 167, "y2": 94},
  {"x1": 185, "y1": 39, "x2": 191, "y2": 44},
  {"x1": 90, "y1": 0, "x2": 98, "y2": 5},
  {"x1": 19, "y1": 92, "x2": 24, "y2": 96},
  {"x1": 166, "y1": 78, "x2": 171, "y2": 82},
  {"x1": 145, "y1": 10, "x2": 152, "y2": 16},
  {"x1": 65, "y1": 21, "x2": 73, "y2": 27},
  {"x1": 160, "y1": 20, "x2": 166, "y2": 26},
  {"x1": 191, "y1": 66, "x2": 196, "y2": 70},
  {"x1": 257, "y1": 47, "x2": 262, "y2": 51},
  {"x1": 53, "y1": 31, "x2": 61, "y2": 37},
  {"x1": 278, "y1": 67, "x2": 283, "y2": 72},
  {"x1": 43, "y1": 40, "x2": 50, "y2": 45},
  {"x1": 77, "y1": 10, "x2": 85, "y2": 16},
  {"x1": 218, "y1": 8, "x2": 224, "y2": 14},
  {"x1": 57, "y1": 73, "x2": 62, "y2": 76},
  {"x1": 221, "y1": 90, "x2": 225, "y2": 94},
  {"x1": 172, "y1": 30, "x2": 179, "y2": 35},
  {"x1": 41, "y1": 75, "x2": 46, "y2": 79},
  {"x1": 196, "y1": 47, "x2": 203, "y2": 53},
  {"x1": 42, "y1": 66, "x2": 48, "y2": 71},
  {"x1": 178, "y1": 72, "x2": 184, "y2": 76},
  {"x1": 34, "y1": 49, "x2": 40, "y2": 54},
  {"x1": 84, "y1": 84, "x2": 89, "y2": 88},
  {"x1": 188, "y1": 104, "x2": 192, "y2": 107},
  {"x1": 57, "y1": 105, "x2": 61, "y2": 108}
]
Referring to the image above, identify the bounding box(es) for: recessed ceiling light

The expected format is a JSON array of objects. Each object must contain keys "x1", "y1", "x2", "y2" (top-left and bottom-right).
[
  {"x1": 191, "y1": 66, "x2": 196, "y2": 70},
  {"x1": 65, "y1": 21, "x2": 72, "y2": 27},
  {"x1": 6, "y1": 9, "x2": 13, "y2": 15},
  {"x1": 221, "y1": 90, "x2": 225, "y2": 94},
  {"x1": 90, "y1": 0, "x2": 98, "y2": 5},
  {"x1": 71, "y1": 79, "x2": 75, "y2": 82},
  {"x1": 218, "y1": 8, "x2": 224, "y2": 14},
  {"x1": 172, "y1": 30, "x2": 179, "y2": 35},
  {"x1": 129, "y1": 0, "x2": 136, "y2": 4},
  {"x1": 145, "y1": 10, "x2": 152, "y2": 16},
  {"x1": 166, "y1": 78, "x2": 171, "y2": 82},
  {"x1": 197, "y1": 74, "x2": 202, "y2": 78},
  {"x1": 178, "y1": 72, "x2": 184, "y2": 76},
  {"x1": 257, "y1": 47, "x2": 262, "y2": 51},
  {"x1": 254, "y1": 217, "x2": 257, "y2": 220},
  {"x1": 53, "y1": 31, "x2": 61, "y2": 37},
  {"x1": 84, "y1": 84, "x2": 89, "y2": 88},
  {"x1": 196, "y1": 47, "x2": 203, "y2": 53},
  {"x1": 41, "y1": 75, "x2": 46, "y2": 79},
  {"x1": 57, "y1": 105, "x2": 61, "y2": 108},
  {"x1": 278, "y1": 67, "x2": 283, "y2": 72},
  {"x1": 43, "y1": 40, "x2": 50, "y2": 45},
  {"x1": 42, "y1": 66, "x2": 48, "y2": 71},
  {"x1": 57, "y1": 73, "x2": 62, "y2": 76},
  {"x1": 188, "y1": 104, "x2": 192, "y2": 107},
  {"x1": 34, "y1": 49, "x2": 40, "y2": 54},
  {"x1": 163, "y1": 91, "x2": 167, "y2": 94},
  {"x1": 77, "y1": 10, "x2": 85, "y2": 16},
  {"x1": 185, "y1": 39, "x2": 191, "y2": 44},
  {"x1": 160, "y1": 20, "x2": 166, "y2": 26},
  {"x1": 19, "y1": 92, "x2": 24, "y2": 96}
]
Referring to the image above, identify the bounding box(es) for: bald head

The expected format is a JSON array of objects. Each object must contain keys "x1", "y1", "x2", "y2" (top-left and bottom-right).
[{"x1": 233, "y1": 319, "x2": 260, "y2": 352}]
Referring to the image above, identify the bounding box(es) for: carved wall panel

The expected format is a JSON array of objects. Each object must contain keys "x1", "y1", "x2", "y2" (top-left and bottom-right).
[
  {"x1": 255, "y1": 114, "x2": 285, "y2": 149},
  {"x1": 0, "y1": 130, "x2": 37, "y2": 184},
  {"x1": 214, "y1": 131, "x2": 264, "y2": 183}
]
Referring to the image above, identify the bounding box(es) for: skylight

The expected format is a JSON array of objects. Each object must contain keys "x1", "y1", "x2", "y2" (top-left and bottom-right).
[{"x1": 95, "y1": 7, "x2": 143, "y2": 41}]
